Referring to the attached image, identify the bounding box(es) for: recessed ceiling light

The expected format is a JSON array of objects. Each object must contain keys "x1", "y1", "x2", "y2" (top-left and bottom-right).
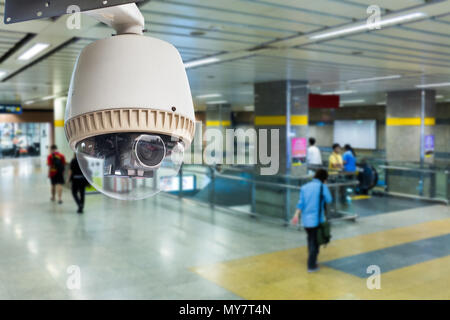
[
  {"x1": 348, "y1": 75, "x2": 402, "y2": 83},
  {"x1": 341, "y1": 99, "x2": 365, "y2": 104},
  {"x1": 0, "y1": 70, "x2": 7, "y2": 78},
  {"x1": 42, "y1": 95, "x2": 57, "y2": 101},
  {"x1": 196, "y1": 93, "x2": 222, "y2": 99},
  {"x1": 309, "y1": 12, "x2": 426, "y2": 40},
  {"x1": 184, "y1": 57, "x2": 219, "y2": 69},
  {"x1": 239, "y1": 91, "x2": 254, "y2": 95},
  {"x1": 416, "y1": 82, "x2": 450, "y2": 88},
  {"x1": 206, "y1": 100, "x2": 228, "y2": 104},
  {"x1": 323, "y1": 90, "x2": 355, "y2": 95},
  {"x1": 18, "y1": 43, "x2": 50, "y2": 61},
  {"x1": 376, "y1": 101, "x2": 386, "y2": 105}
]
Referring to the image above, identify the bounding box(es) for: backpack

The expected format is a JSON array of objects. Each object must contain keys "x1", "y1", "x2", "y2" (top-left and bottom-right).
[
  {"x1": 52, "y1": 154, "x2": 64, "y2": 173},
  {"x1": 370, "y1": 166, "x2": 379, "y2": 189}
]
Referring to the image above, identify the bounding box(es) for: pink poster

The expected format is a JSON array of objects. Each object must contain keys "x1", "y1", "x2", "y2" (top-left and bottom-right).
[{"x1": 291, "y1": 137, "x2": 307, "y2": 159}]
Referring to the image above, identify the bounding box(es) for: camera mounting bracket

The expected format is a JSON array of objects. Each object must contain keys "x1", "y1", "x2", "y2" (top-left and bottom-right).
[
  {"x1": 4, "y1": 0, "x2": 143, "y2": 24},
  {"x1": 85, "y1": 3, "x2": 145, "y2": 35}
]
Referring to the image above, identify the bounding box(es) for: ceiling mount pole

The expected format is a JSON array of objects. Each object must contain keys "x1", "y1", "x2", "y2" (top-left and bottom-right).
[{"x1": 85, "y1": 3, "x2": 145, "y2": 35}]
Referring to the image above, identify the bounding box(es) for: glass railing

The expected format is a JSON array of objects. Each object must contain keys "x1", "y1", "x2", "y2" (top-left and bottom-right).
[
  {"x1": 155, "y1": 157, "x2": 448, "y2": 226},
  {"x1": 319, "y1": 153, "x2": 449, "y2": 203},
  {"x1": 375, "y1": 163, "x2": 449, "y2": 203},
  {"x1": 158, "y1": 164, "x2": 359, "y2": 225}
]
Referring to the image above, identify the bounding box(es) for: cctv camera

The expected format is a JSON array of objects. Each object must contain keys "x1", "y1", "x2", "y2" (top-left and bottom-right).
[{"x1": 64, "y1": 5, "x2": 195, "y2": 200}]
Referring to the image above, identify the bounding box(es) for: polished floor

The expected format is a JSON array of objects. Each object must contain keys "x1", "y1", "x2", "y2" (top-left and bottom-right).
[{"x1": 0, "y1": 158, "x2": 449, "y2": 299}]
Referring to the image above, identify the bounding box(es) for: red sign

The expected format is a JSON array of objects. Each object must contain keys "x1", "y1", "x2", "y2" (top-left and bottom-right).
[{"x1": 308, "y1": 93, "x2": 340, "y2": 109}]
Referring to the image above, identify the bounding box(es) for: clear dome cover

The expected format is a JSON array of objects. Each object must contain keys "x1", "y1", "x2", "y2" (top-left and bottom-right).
[{"x1": 76, "y1": 133, "x2": 184, "y2": 200}]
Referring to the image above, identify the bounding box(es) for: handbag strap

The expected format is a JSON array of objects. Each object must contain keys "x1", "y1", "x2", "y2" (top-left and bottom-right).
[{"x1": 318, "y1": 183, "x2": 323, "y2": 227}]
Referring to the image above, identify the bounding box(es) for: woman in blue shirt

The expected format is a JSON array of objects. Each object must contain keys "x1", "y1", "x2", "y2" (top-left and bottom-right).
[
  {"x1": 343, "y1": 144, "x2": 357, "y2": 173},
  {"x1": 291, "y1": 169, "x2": 333, "y2": 273}
]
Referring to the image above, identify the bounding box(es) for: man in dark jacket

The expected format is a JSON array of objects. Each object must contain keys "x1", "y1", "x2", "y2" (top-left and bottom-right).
[{"x1": 67, "y1": 156, "x2": 89, "y2": 213}]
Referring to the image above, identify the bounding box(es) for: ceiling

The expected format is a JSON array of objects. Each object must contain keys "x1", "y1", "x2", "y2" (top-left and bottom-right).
[{"x1": 0, "y1": 0, "x2": 449, "y2": 111}]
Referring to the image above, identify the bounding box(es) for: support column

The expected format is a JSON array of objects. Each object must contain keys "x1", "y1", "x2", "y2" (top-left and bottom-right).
[
  {"x1": 53, "y1": 97, "x2": 72, "y2": 159},
  {"x1": 253, "y1": 80, "x2": 309, "y2": 220},
  {"x1": 254, "y1": 80, "x2": 309, "y2": 175},
  {"x1": 386, "y1": 89, "x2": 436, "y2": 196},
  {"x1": 386, "y1": 89, "x2": 436, "y2": 163}
]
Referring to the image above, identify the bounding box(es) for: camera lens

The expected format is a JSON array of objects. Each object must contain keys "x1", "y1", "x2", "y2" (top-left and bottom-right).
[
  {"x1": 75, "y1": 133, "x2": 184, "y2": 200},
  {"x1": 134, "y1": 135, "x2": 166, "y2": 168}
]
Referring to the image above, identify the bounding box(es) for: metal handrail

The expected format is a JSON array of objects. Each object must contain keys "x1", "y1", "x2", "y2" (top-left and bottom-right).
[
  {"x1": 171, "y1": 161, "x2": 364, "y2": 224},
  {"x1": 180, "y1": 167, "x2": 209, "y2": 175},
  {"x1": 379, "y1": 165, "x2": 449, "y2": 174},
  {"x1": 183, "y1": 164, "x2": 362, "y2": 182},
  {"x1": 189, "y1": 169, "x2": 360, "y2": 191}
]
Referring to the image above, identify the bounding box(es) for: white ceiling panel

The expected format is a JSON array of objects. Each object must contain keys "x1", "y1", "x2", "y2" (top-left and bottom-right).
[
  {"x1": 245, "y1": 0, "x2": 368, "y2": 20},
  {"x1": 143, "y1": 0, "x2": 350, "y2": 28},
  {"x1": 0, "y1": 0, "x2": 447, "y2": 109},
  {"x1": 350, "y1": 0, "x2": 424, "y2": 11}
]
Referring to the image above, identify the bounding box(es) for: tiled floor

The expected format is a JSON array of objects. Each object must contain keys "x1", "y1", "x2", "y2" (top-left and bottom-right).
[
  {"x1": 193, "y1": 218, "x2": 450, "y2": 299},
  {"x1": 0, "y1": 158, "x2": 449, "y2": 299},
  {"x1": 345, "y1": 195, "x2": 436, "y2": 217}
]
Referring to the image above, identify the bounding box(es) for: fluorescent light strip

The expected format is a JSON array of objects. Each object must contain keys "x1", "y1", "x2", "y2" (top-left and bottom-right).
[
  {"x1": 436, "y1": 95, "x2": 444, "y2": 99},
  {"x1": 42, "y1": 95, "x2": 57, "y2": 101},
  {"x1": 348, "y1": 75, "x2": 402, "y2": 83},
  {"x1": 310, "y1": 12, "x2": 426, "y2": 40},
  {"x1": 416, "y1": 82, "x2": 450, "y2": 88},
  {"x1": 376, "y1": 101, "x2": 386, "y2": 105},
  {"x1": 341, "y1": 99, "x2": 365, "y2": 104},
  {"x1": 18, "y1": 43, "x2": 50, "y2": 61},
  {"x1": 185, "y1": 57, "x2": 220, "y2": 69},
  {"x1": 238, "y1": 91, "x2": 254, "y2": 95},
  {"x1": 197, "y1": 93, "x2": 222, "y2": 99},
  {"x1": 206, "y1": 100, "x2": 228, "y2": 105},
  {"x1": 323, "y1": 90, "x2": 355, "y2": 95}
]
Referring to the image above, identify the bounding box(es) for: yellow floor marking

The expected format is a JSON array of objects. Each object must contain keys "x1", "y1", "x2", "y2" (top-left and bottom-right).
[
  {"x1": 320, "y1": 217, "x2": 450, "y2": 261},
  {"x1": 355, "y1": 255, "x2": 450, "y2": 300},
  {"x1": 191, "y1": 217, "x2": 450, "y2": 299},
  {"x1": 350, "y1": 195, "x2": 371, "y2": 200}
]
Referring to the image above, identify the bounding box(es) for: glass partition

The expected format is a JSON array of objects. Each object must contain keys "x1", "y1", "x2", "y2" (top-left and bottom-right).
[{"x1": 160, "y1": 164, "x2": 360, "y2": 224}]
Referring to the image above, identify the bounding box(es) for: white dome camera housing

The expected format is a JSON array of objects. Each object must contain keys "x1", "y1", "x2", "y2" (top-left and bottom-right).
[{"x1": 64, "y1": 4, "x2": 195, "y2": 200}]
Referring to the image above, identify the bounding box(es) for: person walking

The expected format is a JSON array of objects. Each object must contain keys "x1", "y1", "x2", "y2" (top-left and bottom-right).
[
  {"x1": 67, "y1": 155, "x2": 88, "y2": 214},
  {"x1": 307, "y1": 137, "x2": 323, "y2": 167},
  {"x1": 47, "y1": 145, "x2": 66, "y2": 204},
  {"x1": 291, "y1": 169, "x2": 333, "y2": 273}
]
